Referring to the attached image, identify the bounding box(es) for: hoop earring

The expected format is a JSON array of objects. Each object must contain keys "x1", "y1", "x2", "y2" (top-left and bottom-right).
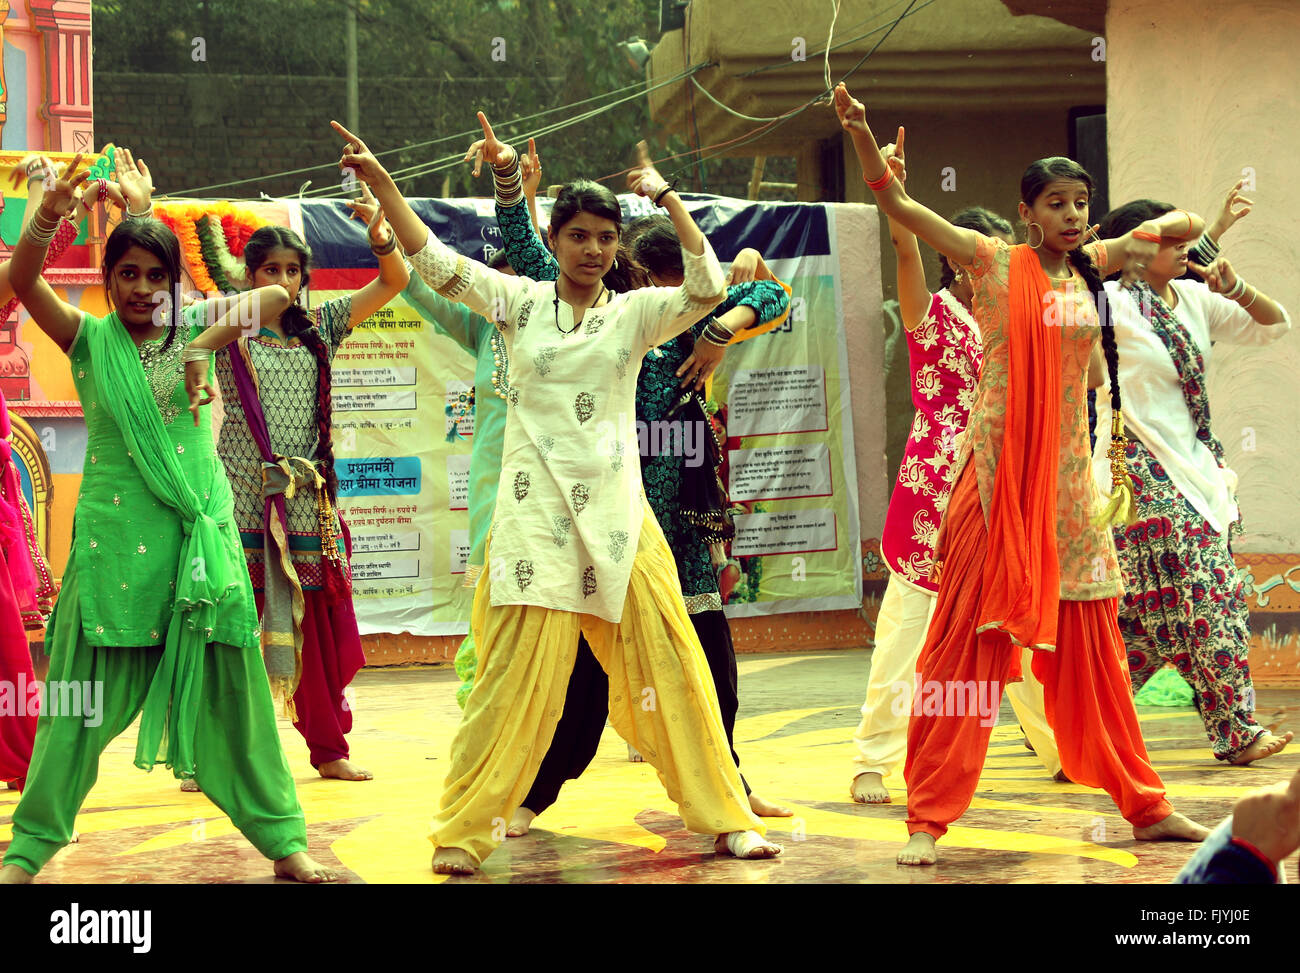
[
  {"x1": 613, "y1": 257, "x2": 619, "y2": 270},
  {"x1": 1026, "y1": 222, "x2": 1044, "y2": 249}
]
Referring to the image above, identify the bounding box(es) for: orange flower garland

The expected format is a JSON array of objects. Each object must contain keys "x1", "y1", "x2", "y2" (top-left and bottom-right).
[{"x1": 154, "y1": 201, "x2": 269, "y2": 295}]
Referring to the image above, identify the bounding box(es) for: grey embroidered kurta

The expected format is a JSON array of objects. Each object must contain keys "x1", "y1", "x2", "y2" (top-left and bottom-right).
[{"x1": 408, "y1": 234, "x2": 726, "y2": 623}]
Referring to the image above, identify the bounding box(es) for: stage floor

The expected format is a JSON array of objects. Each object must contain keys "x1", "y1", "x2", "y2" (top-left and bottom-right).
[{"x1": 3, "y1": 651, "x2": 1297, "y2": 884}]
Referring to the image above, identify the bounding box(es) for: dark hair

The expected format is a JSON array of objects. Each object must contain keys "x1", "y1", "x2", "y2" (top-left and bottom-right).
[
  {"x1": 548, "y1": 179, "x2": 622, "y2": 239},
  {"x1": 630, "y1": 219, "x2": 684, "y2": 281},
  {"x1": 939, "y1": 206, "x2": 1012, "y2": 289},
  {"x1": 603, "y1": 243, "x2": 652, "y2": 292},
  {"x1": 485, "y1": 247, "x2": 514, "y2": 273},
  {"x1": 623, "y1": 214, "x2": 668, "y2": 250},
  {"x1": 242, "y1": 225, "x2": 341, "y2": 502},
  {"x1": 1018, "y1": 158, "x2": 1120, "y2": 429},
  {"x1": 103, "y1": 219, "x2": 184, "y2": 350}
]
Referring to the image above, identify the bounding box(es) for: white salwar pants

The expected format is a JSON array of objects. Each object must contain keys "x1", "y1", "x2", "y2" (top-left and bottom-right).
[{"x1": 852, "y1": 572, "x2": 1062, "y2": 781}]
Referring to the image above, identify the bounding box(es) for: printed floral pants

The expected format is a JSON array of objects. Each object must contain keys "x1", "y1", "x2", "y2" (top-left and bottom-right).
[{"x1": 1114, "y1": 439, "x2": 1263, "y2": 761}]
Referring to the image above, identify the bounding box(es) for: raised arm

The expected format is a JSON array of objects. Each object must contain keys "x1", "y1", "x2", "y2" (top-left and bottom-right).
[
  {"x1": 834, "y1": 84, "x2": 981, "y2": 271},
  {"x1": 877, "y1": 132, "x2": 930, "y2": 329},
  {"x1": 474, "y1": 118, "x2": 558, "y2": 280},
  {"x1": 341, "y1": 183, "x2": 410, "y2": 327},
  {"x1": 1189, "y1": 255, "x2": 1288, "y2": 329},
  {"x1": 1094, "y1": 208, "x2": 1205, "y2": 282},
  {"x1": 181, "y1": 285, "x2": 292, "y2": 424},
  {"x1": 10, "y1": 156, "x2": 90, "y2": 352},
  {"x1": 331, "y1": 119, "x2": 530, "y2": 323}
]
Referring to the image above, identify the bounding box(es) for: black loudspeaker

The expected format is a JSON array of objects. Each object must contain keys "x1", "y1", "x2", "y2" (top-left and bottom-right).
[
  {"x1": 660, "y1": 0, "x2": 688, "y2": 33},
  {"x1": 1070, "y1": 106, "x2": 1108, "y2": 219}
]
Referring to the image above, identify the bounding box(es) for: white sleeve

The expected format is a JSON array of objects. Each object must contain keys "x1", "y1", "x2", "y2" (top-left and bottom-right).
[
  {"x1": 1187, "y1": 280, "x2": 1293, "y2": 346},
  {"x1": 407, "y1": 235, "x2": 531, "y2": 329},
  {"x1": 634, "y1": 236, "x2": 726, "y2": 350}
]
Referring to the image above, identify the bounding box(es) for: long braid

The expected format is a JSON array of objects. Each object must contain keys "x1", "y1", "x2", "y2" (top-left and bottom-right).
[
  {"x1": 1069, "y1": 245, "x2": 1133, "y2": 525},
  {"x1": 282, "y1": 303, "x2": 339, "y2": 504}
]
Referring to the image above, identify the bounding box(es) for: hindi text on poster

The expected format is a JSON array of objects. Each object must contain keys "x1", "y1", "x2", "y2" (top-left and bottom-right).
[
  {"x1": 726, "y1": 364, "x2": 828, "y2": 437},
  {"x1": 729, "y1": 443, "x2": 833, "y2": 502},
  {"x1": 731, "y1": 508, "x2": 838, "y2": 557}
]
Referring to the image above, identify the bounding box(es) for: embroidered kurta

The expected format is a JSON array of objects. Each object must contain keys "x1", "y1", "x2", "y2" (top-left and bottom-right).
[
  {"x1": 212, "y1": 297, "x2": 353, "y2": 590},
  {"x1": 493, "y1": 198, "x2": 789, "y2": 613},
  {"x1": 1092, "y1": 279, "x2": 1291, "y2": 534},
  {"x1": 954, "y1": 235, "x2": 1121, "y2": 600},
  {"x1": 402, "y1": 275, "x2": 503, "y2": 580},
  {"x1": 407, "y1": 233, "x2": 726, "y2": 622},
  {"x1": 881, "y1": 289, "x2": 982, "y2": 592},
  {"x1": 66, "y1": 309, "x2": 258, "y2": 647}
]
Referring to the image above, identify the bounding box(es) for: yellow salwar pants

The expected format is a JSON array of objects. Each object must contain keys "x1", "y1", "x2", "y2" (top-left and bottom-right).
[{"x1": 429, "y1": 505, "x2": 763, "y2": 865}]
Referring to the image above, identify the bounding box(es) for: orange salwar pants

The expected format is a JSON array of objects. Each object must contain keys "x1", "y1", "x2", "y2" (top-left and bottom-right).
[{"x1": 904, "y1": 467, "x2": 1173, "y2": 839}]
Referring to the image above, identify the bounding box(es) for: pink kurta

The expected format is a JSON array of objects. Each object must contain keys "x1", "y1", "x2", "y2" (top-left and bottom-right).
[{"x1": 881, "y1": 290, "x2": 982, "y2": 592}]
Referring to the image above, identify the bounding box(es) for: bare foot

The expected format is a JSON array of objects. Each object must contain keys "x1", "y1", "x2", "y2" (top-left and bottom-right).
[
  {"x1": 1053, "y1": 769, "x2": 1072, "y2": 783},
  {"x1": 1229, "y1": 732, "x2": 1294, "y2": 766},
  {"x1": 0, "y1": 864, "x2": 34, "y2": 884},
  {"x1": 897, "y1": 832, "x2": 937, "y2": 865},
  {"x1": 716, "y1": 830, "x2": 783, "y2": 859},
  {"x1": 1133, "y1": 811, "x2": 1210, "y2": 842},
  {"x1": 273, "y1": 852, "x2": 339, "y2": 883},
  {"x1": 4, "y1": 780, "x2": 19, "y2": 790},
  {"x1": 180, "y1": 779, "x2": 201, "y2": 792},
  {"x1": 748, "y1": 791, "x2": 794, "y2": 817},
  {"x1": 432, "y1": 847, "x2": 477, "y2": 875},
  {"x1": 507, "y1": 806, "x2": 537, "y2": 837},
  {"x1": 851, "y1": 771, "x2": 891, "y2": 804},
  {"x1": 627, "y1": 743, "x2": 644, "y2": 762},
  {"x1": 318, "y1": 758, "x2": 373, "y2": 781}
]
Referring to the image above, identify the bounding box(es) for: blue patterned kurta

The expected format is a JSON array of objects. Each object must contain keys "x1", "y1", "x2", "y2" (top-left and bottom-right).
[{"x1": 497, "y1": 200, "x2": 789, "y2": 611}]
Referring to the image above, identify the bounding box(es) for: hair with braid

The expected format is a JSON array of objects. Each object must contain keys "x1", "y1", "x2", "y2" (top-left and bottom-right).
[
  {"x1": 242, "y1": 225, "x2": 341, "y2": 503},
  {"x1": 103, "y1": 219, "x2": 184, "y2": 351},
  {"x1": 939, "y1": 206, "x2": 1012, "y2": 289},
  {"x1": 603, "y1": 243, "x2": 652, "y2": 292}
]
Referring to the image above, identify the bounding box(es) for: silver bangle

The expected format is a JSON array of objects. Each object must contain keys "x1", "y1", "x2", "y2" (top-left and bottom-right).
[
  {"x1": 180, "y1": 344, "x2": 211, "y2": 364},
  {"x1": 126, "y1": 204, "x2": 153, "y2": 220},
  {"x1": 1226, "y1": 276, "x2": 1247, "y2": 301},
  {"x1": 1241, "y1": 286, "x2": 1259, "y2": 311},
  {"x1": 23, "y1": 224, "x2": 57, "y2": 248}
]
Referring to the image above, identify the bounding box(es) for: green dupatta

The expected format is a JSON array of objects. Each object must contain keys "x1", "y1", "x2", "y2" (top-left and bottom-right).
[{"x1": 89, "y1": 314, "x2": 244, "y2": 777}]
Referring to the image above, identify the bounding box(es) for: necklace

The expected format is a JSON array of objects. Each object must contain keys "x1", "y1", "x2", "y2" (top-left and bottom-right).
[{"x1": 554, "y1": 284, "x2": 605, "y2": 335}]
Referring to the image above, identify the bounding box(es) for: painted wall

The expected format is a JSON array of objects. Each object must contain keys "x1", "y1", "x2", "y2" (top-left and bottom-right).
[{"x1": 1107, "y1": 0, "x2": 1300, "y2": 683}]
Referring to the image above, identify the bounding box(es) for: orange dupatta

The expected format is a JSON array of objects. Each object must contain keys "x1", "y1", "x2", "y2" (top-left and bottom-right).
[{"x1": 975, "y1": 244, "x2": 1063, "y2": 654}]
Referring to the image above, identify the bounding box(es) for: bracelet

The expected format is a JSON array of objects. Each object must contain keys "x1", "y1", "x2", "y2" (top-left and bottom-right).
[
  {"x1": 125, "y1": 203, "x2": 153, "y2": 219},
  {"x1": 865, "y1": 166, "x2": 894, "y2": 192},
  {"x1": 371, "y1": 233, "x2": 397, "y2": 257},
  {"x1": 1225, "y1": 276, "x2": 1248, "y2": 301},
  {"x1": 180, "y1": 344, "x2": 211, "y2": 364},
  {"x1": 1131, "y1": 230, "x2": 1161, "y2": 243},
  {"x1": 652, "y1": 180, "x2": 677, "y2": 206},
  {"x1": 1241, "y1": 285, "x2": 1258, "y2": 310},
  {"x1": 1174, "y1": 209, "x2": 1193, "y2": 236},
  {"x1": 1195, "y1": 232, "x2": 1221, "y2": 258},
  {"x1": 23, "y1": 224, "x2": 57, "y2": 248},
  {"x1": 700, "y1": 320, "x2": 735, "y2": 346}
]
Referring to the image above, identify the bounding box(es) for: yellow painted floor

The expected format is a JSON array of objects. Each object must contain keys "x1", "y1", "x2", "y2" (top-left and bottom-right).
[{"x1": 2, "y1": 650, "x2": 1296, "y2": 883}]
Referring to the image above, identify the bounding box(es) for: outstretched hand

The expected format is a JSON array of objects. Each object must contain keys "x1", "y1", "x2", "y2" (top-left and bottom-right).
[
  {"x1": 345, "y1": 183, "x2": 393, "y2": 247},
  {"x1": 114, "y1": 147, "x2": 154, "y2": 213},
  {"x1": 1210, "y1": 178, "x2": 1253, "y2": 240},
  {"x1": 185, "y1": 358, "x2": 217, "y2": 427},
  {"x1": 331, "y1": 120, "x2": 387, "y2": 188},
  {"x1": 881, "y1": 126, "x2": 907, "y2": 183},
  {"x1": 520, "y1": 138, "x2": 542, "y2": 198},
  {"x1": 464, "y1": 112, "x2": 516, "y2": 177},
  {"x1": 1188, "y1": 256, "x2": 1240, "y2": 295},
  {"x1": 833, "y1": 83, "x2": 869, "y2": 134},
  {"x1": 31, "y1": 155, "x2": 89, "y2": 218},
  {"x1": 626, "y1": 140, "x2": 669, "y2": 199}
]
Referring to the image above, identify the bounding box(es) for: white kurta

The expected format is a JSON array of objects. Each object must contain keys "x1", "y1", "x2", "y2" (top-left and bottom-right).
[
  {"x1": 1093, "y1": 278, "x2": 1291, "y2": 533},
  {"x1": 409, "y1": 234, "x2": 725, "y2": 623}
]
